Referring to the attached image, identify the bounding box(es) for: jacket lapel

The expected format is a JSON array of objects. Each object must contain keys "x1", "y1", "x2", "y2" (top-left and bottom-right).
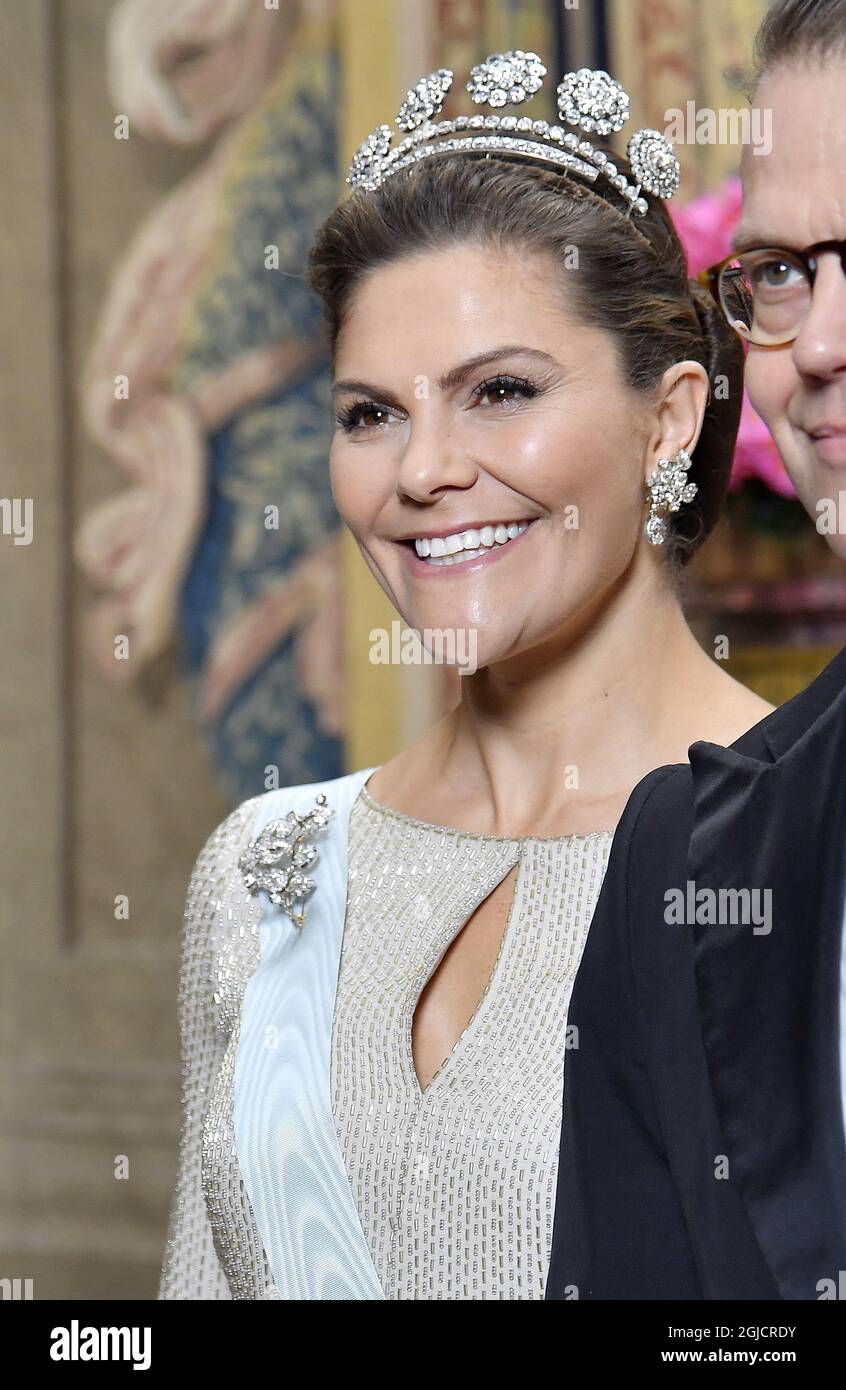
[
  {"x1": 233, "y1": 766, "x2": 386, "y2": 1300},
  {"x1": 688, "y1": 653, "x2": 846, "y2": 1297}
]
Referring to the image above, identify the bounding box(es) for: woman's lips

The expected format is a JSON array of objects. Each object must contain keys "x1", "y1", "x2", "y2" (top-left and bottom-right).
[{"x1": 400, "y1": 519, "x2": 538, "y2": 578}]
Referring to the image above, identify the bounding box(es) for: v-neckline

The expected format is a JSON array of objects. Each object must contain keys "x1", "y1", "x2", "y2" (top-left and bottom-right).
[
  {"x1": 405, "y1": 848, "x2": 524, "y2": 1101},
  {"x1": 351, "y1": 780, "x2": 613, "y2": 1103}
]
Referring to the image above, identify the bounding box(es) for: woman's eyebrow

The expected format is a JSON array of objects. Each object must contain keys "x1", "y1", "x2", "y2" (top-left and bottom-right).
[{"x1": 331, "y1": 345, "x2": 559, "y2": 401}]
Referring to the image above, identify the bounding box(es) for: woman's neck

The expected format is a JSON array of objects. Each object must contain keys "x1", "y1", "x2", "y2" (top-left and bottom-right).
[{"x1": 378, "y1": 560, "x2": 731, "y2": 838}]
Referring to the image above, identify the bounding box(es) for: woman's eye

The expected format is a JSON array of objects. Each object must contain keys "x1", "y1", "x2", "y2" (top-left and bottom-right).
[
  {"x1": 336, "y1": 374, "x2": 539, "y2": 431},
  {"x1": 336, "y1": 402, "x2": 395, "y2": 432},
  {"x1": 473, "y1": 375, "x2": 538, "y2": 408}
]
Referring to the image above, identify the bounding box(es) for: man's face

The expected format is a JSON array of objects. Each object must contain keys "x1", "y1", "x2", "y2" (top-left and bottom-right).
[{"x1": 739, "y1": 60, "x2": 846, "y2": 556}]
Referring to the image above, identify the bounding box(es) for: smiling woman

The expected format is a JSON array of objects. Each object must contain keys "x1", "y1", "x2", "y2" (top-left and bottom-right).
[
  {"x1": 158, "y1": 58, "x2": 777, "y2": 1304},
  {"x1": 303, "y1": 150, "x2": 774, "y2": 811},
  {"x1": 311, "y1": 153, "x2": 743, "y2": 571}
]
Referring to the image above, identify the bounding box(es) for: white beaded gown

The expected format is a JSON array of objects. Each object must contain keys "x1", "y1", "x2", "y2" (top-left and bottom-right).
[{"x1": 158, "y1": 767, "x2": 613, "y2": 1300}]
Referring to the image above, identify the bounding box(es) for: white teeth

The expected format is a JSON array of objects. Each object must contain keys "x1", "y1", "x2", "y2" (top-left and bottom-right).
[
  {"x1": 421, "y1": 546, "x2": 495, "y2": 566},
  {"x1": 413, "y1": 520, "x2": 530, "y2": 563}
]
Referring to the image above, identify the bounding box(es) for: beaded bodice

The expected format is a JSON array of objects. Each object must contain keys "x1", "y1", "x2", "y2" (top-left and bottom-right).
[
  {"x1": 330, "y1": 786, "x2": 613, "y2": 1299},
  {"x1": 158, "y1": 780, "x2": 613, "y2": 1299}
]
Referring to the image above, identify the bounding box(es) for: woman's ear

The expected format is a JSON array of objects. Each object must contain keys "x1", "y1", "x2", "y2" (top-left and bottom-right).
[{"x1": 642, "y1": 360, "x2": 710, "y2": 484}]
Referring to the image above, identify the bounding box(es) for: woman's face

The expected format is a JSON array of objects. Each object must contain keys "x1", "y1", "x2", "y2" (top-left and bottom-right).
[{"x1": 330, "y1": 241, "x2": 659, "y2": 671}]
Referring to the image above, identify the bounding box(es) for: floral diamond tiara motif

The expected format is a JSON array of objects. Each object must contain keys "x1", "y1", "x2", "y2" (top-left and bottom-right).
[
  {"x1": 239, "y1": 793, "x2": 333, "y2": 930},
  {"x1": 347, "y1": 53, "x2": 681, "y2": 218}
]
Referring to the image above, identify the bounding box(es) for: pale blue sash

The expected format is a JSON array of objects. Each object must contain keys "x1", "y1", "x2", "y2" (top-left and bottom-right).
[{"x1": 233, "y1": 766, "x2": 386, "y2": 1300}]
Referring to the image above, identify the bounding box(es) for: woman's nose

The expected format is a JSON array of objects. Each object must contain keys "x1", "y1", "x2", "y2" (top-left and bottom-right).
[{"x1": 395, "y1": 421, "x2": 481, "y2": 502}]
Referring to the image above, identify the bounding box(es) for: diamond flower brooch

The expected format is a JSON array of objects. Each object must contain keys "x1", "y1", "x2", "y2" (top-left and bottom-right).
[{"x1": 239, "y1": 794, "x2": 333, "y2": 930}]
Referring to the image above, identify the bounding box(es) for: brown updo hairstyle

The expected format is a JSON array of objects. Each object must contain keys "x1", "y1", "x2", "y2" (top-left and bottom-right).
[{"x1": 307, "y1": 147, "x2": 744, "y2": 569}]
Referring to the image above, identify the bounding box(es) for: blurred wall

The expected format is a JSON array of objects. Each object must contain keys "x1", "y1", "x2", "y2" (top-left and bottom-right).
[{"x1": 0, "y1": 0, "x2": 228, "y2": 1298}]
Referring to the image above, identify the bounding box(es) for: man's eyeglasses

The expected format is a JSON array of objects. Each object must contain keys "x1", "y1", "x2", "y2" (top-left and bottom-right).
[{"x1": 698, "y1": 239, "x2": 846, "y2": 349}]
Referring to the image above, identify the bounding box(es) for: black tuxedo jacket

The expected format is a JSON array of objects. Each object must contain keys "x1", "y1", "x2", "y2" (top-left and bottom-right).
[{"x1": 545, "y1": 643, "x2": 846, "y2": 1300}]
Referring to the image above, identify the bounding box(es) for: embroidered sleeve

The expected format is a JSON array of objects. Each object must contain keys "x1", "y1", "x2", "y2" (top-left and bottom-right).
[{"x1": 158, "y1": 798, "x2": 261, "y2": 1299}]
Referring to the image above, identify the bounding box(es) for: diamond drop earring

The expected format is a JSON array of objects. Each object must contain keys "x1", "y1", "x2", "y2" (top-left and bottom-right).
[{"x1": 644, "y1": 447, "x2": 698, "y2": 546}]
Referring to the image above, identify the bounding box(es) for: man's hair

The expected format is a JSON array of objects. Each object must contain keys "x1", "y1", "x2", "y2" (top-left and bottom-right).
[{"x1": 750, "y1": 0, "x2": 846, "y2": 96}]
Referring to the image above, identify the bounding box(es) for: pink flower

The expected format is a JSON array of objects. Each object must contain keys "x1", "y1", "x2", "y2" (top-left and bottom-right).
[{"x1": 670, "y1": 178, "x2": 796, "y2": 499}]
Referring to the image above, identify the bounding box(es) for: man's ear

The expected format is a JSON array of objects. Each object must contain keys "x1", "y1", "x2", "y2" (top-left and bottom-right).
[{"x1": 642, "y1": 360, "x2": 710, "y2": 483}]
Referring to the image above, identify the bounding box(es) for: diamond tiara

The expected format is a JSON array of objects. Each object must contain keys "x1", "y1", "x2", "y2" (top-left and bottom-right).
[{"x1": 347, "y1": 54, "x2": 681, "y2": 218}]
